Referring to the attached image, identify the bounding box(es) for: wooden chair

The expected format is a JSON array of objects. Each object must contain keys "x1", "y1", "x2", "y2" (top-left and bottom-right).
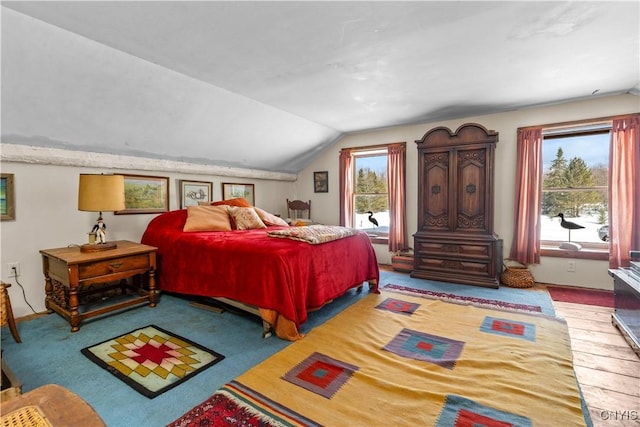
[
  {"x1": 1, "y1": 282, "x2": 21, "y2": 343},
  {"x1": 287, "y1": 199, "x2": 311, "y2": 220}
]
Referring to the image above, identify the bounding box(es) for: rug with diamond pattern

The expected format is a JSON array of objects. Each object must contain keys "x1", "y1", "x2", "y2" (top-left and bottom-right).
[
  {"x1": 169, "y1": 290, "x2": 590, "y2": 426},
  {"x1": 81, "y1": 325, "x2": 224, "y2": 399}
]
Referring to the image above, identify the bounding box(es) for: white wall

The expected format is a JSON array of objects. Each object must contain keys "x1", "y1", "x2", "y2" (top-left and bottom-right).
[
  {"x1": 0, "y1": 158, "x2": 295, "y2": 318},
  {"x1": 295, "y1": 94, "x2": 640, "y2": 290}
]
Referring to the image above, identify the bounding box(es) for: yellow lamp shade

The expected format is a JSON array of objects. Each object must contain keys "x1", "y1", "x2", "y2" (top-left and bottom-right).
[{"x1": 78, "y1": 174, "x2": 125, "y2": 212}]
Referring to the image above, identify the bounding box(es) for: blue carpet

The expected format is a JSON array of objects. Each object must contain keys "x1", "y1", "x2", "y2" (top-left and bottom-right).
[{"x1": 1, "y1": 271, "x2": 555, "y2": 426}]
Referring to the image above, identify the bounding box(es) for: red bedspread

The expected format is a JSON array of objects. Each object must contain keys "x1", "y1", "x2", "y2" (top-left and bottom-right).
[{"x1": 141, "y1": 210, "x2": 379, "y2": 335}]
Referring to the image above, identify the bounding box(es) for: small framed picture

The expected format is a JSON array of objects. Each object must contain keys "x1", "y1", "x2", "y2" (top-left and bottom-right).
[
  {"x1": 314, "y1": 171, "x2": 328, "y2": 193},
  {"x1": 180, "y1": 180, "x2": 213, "y2": 208},
  {"x1": 222, "y1": 183, "x2": 255, "y2": 206},
  {"x1": 116, "y1": 174, "x2": 170, "y2": 214},
  {"x1": 1, "y1": 173, "x2": 15, "y2": 221}
]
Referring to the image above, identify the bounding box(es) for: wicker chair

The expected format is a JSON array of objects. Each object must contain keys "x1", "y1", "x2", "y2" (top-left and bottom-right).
[{"x1": 1, "y1": 282, "x2": 21, "y2": 343}]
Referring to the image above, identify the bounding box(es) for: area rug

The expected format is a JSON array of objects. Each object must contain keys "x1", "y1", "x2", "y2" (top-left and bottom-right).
[
  {"x1": 383, "y1": 283, "x2": 544, "y2": 313},
  {"x1": 81, "y1": 325, "x2": 225, "y2": 399},
  {"x1": 547, "y1": 285, "x2": 614, "y2": 308},
  {"x1": 169, "y1": 291, "x2": 590, "y2": 426}
]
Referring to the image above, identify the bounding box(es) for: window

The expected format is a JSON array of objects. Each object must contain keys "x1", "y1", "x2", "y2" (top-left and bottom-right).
[
  {"x1": 541, "y1": 124, "x2": 610, "y2": 248},
  {"x1": 353, "y1": 149, "x2": 388, "y2": 239},
  {"x1": 509, "y1": 114, "x2": 640, "y2": 268},
  {"x1": 511, "y1": 114, "x2": 638, "y2": 267},
  {"x1": 339, "y1": 142, "x2": 407, "y2": 251}
]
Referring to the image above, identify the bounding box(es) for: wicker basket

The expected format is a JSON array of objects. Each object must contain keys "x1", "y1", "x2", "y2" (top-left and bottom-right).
[
  {"x1": 500, "y1": 262, "x2": 535, "y2": 288},
  {"x1": 1, "y1": 406, "x2": 52, "y2": 427}
]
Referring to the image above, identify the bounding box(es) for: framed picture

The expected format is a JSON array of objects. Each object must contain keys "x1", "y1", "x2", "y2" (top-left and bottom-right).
[
  {"x1": 116, "y1": 174, "x2": 170, "y2": 214},
  {"x1": 314, "y1": 171, "x2": 328, "y2": 193},
  {"x1": 180, "y1": 180, "x2": 213, "y2": 208},
  {"x1": 1, "y1": 173, "x2": 15, "y2": 221},
  {"x1": 222, "y1": 183, "x2": 255, "y2": 206}
]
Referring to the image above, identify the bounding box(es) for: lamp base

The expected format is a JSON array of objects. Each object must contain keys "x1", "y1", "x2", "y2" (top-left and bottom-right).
[{"x1": 80, "y1": 242, "x2": 118, "y2": 253}]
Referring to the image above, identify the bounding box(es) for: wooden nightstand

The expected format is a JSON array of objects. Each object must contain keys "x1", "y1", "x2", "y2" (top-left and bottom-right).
[{"x1": 40, "y1": 241, "x2": 157, "y2": 332}]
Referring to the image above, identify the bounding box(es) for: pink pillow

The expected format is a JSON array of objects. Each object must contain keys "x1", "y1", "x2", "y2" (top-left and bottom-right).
[
  {"x1": 254, "y1": 207, "x2": 289, "y2": 227},
  {"x1": 227, "y1": 206, "x2": 267, "y2": 230},
  {"x1": 183, "y1": 205, "x2": 232, "y2": 232}
]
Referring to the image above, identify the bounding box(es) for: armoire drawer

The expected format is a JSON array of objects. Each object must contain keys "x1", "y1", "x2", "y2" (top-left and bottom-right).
[
  {"x1": 414, "y1": 257, "x2": 491, "y2": 276},
  {"x1": 414, "y1": 239, "x2": 492, "y2": 259}
]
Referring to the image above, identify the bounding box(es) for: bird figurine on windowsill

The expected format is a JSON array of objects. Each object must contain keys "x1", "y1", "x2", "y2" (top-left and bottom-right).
[
  {"x1": 367, "y1": 211, "x2": 379, "y2": 227},
  {"x1": 557, "y1": 213, "x2": 585, "y2": 242}
]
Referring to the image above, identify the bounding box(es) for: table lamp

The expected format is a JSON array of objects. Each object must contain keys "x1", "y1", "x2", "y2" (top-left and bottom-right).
[{"x1": 78, "y1": 174, "x2": 125, "y2": 252}]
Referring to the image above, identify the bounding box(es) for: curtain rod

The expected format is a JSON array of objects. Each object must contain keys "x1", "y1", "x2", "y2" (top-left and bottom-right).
[
  {"x1": 518, "y1": 112, "x2": 639, "y2": 132},
  {"x1": 339, "y1": 141, "x2": 405, "y2": 153}
]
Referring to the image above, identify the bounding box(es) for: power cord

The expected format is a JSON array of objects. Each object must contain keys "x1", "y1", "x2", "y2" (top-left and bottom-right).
[{"x1": 11, "y1": 266, "x2": 38, "y2": 314}]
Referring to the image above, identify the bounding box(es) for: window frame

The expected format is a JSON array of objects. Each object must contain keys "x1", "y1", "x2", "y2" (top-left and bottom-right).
[
  {"x1": 351, "y1": 147, "x2": 389, "y2": 243},
  {"x1": 340, "y1": 141, "x2": 407, "y2": 251},
  {"x1": 538, "y1": 121, "x2": 611, "y2": 260}
]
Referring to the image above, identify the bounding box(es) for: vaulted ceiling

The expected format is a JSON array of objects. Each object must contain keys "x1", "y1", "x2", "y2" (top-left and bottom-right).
[{"x1": 2, "y1": 1, "x2": 638, "y2": 173}]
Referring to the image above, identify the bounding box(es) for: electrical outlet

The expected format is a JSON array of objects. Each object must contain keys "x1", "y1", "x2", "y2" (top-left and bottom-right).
[
  {"x1": 7, "y1": 262, "x2": 20, "y2": 278},
  {"x1": 567, "y1": 261, "x2": 576, "y2": 272}
]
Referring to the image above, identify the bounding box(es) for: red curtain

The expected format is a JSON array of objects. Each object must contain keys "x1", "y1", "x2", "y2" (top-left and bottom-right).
[
  {"x1": 608, "y1": 114, "x2": 640, "y2": 268},
  {"x1": 509, "y1": 127, "x2": 543, "y2": 265},
  {"x1": 339, "y1": 148, "x2": 353, "y2": 227},
  {"x1": 387, "y1": 143, "x2": 408, "y2": 252}
]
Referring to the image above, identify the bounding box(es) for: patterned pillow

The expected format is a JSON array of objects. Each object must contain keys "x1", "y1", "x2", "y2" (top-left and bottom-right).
[
  {"x1": 254, "y1": 207, "x2": 289, "y2": 227},
  {"x1": 227, "y1": 206, "x2": 267, "y2": 230},
  {"x1": 183, "y1": 205, "x2": 232, "y2": 232}
]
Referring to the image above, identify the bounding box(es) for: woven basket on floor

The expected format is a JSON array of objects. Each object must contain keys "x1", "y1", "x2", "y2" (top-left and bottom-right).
[{"x1": 500, "y1": 262, "x2": 535, "y2": 288}]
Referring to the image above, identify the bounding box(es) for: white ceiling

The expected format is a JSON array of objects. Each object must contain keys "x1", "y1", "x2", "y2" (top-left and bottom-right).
[{"x1": 2, "y1": 1, "x2": 639, "y2": 173}]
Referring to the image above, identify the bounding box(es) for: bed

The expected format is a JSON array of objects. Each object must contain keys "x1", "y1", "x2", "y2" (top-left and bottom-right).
[{"x1": 140, "y1": 204, "x2": 379, "y2": 341}]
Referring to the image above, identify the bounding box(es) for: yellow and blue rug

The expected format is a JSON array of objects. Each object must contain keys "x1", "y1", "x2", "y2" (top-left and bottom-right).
[
  {"x1": 169, "y1": 289, "x2": 589, "y2": 426},
  {"x1": 81, "y1": 324, "x2": 224, "y2": 399}
]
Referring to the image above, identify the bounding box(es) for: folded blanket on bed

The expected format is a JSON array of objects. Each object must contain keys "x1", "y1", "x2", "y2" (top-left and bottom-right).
[{"x1": 268, "y1": 224, "x2": 360, "y2": 244}]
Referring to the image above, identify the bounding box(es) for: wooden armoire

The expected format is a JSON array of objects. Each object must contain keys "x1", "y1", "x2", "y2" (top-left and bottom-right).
[{"x1": 411, "y1": 123, "x2": 502, "y2": 288}]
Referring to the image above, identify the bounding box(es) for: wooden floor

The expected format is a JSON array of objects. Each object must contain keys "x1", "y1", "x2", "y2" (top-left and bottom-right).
[{"x1": 552, "y1": 299, "x2": 639, "y2": 426}]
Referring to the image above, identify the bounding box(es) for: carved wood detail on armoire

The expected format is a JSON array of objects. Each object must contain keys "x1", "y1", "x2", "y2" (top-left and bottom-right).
[{"x1": 411, "y1": 123, "x2": 502, "y2": 288}]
